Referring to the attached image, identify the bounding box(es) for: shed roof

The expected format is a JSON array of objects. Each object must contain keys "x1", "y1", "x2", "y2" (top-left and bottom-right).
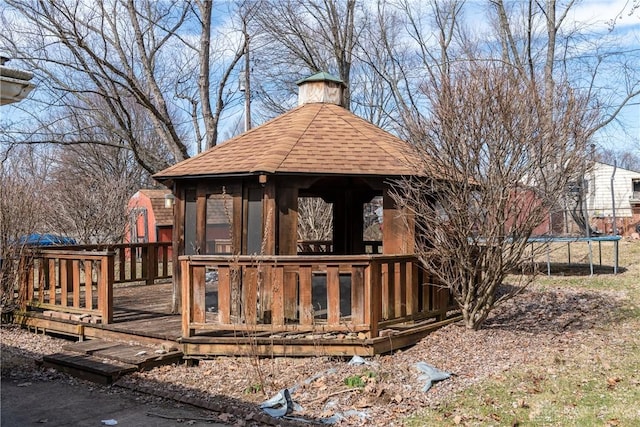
[
  {"x1": 154, "y1": 102, "x2": 420, "y2": 180},
  {"x1": 138, "y1": 189, "x2": 173, "y2": 226}
]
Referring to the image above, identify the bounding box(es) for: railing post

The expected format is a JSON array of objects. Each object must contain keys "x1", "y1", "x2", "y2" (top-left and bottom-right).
[
  {"x1": 365, "y1": 260, "x2": 381, "y2": 338},
  {"x1": 130, "y1": 244, "x2": 137, "y2": 281},
  {"x1": 396, "y1": 261, "x2": 406, "y2": 317},
  {"x1": 351, "y1": 265, "x2": 365, "y2": 325},
  {"x1": 141, "y1": 244, "x2": 149, "y2": 284},
  {"x1": 299, "y1": 265, "x2": 313, "y2": 325},
  {"x1": 18, "y1": 255, "x2": 29, "y2": 309},
  {"x1": 181, "y1": 258, "x2": 192, "y2": 337},
  {"x1": 146, "y1": 243, "x2": 158, "y2": 285},
  {"x1": 118, "y1": 247, "x2": 126, "y2": 282},
  {"x1": 406, "y1": 259, "x2": 419, "y2": 316},
  {"x1": 271, "y1": 265, "x2": 285, "y2": 326},
  {"x1": 99, "y1": 254, "x2": 114, "y2": 324},
  {"x1": 327, "y1": 265, "x2": 340, "y2": 325},
  {"x1": 161, "y1": 243, "x2": 169, "y2": 277},
  {"x1": 218, "y1": 265, "x2": 231, "y2": 324},
  {"x1": 192, "y1": 264, "x2": 206, "y2": 324}
]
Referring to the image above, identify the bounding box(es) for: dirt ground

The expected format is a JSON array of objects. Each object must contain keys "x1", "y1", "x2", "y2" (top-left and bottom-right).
[{"x1": 2, "y1": 272, "x2": 628, "y2": 426}]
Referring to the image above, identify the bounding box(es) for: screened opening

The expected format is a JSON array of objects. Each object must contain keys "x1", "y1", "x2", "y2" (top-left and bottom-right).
[
  {"x1": 363, "y1": 195, "x2": 383, "y2": 253},
  {"x1": 184, "y1": 189, "x2": 197, "y2": 255},
  {"x1": 206, "y1": 193, "x2": 233, "y2": 254},
  {"x1": 297, "y1": 197, "x2": 333, "y2": 253}
]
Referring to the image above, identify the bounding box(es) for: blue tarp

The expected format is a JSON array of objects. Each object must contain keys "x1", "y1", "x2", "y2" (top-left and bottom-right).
[{"x1": 17, "y1": 234, "x2": 77, "y2": 246}]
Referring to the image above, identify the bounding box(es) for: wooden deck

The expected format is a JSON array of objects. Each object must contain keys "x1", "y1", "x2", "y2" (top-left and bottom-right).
[
  {"x1": 15, "y1": 244, "x2": 462, "y2": 357},
  {"x1": 18, "y1": 280, "x2": 460, "y2": 357}
]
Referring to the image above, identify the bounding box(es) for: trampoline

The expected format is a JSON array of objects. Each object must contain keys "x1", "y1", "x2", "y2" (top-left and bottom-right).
[{"x1": 527, "y1": 235, "x2": 622, "y2": 275}]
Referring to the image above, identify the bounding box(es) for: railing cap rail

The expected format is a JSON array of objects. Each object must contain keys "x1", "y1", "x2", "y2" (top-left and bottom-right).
[
  {"x1": 179, "y1": 253, "x2": 417, "y2": 265},
  {"x1": 29, "y1": 249, "x2": 115, "y2": 257}
]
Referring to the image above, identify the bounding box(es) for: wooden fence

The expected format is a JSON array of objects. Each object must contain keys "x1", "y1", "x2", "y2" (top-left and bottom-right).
[{"x1": 180, "y1": 254, "x2": 453, "y2": 338}]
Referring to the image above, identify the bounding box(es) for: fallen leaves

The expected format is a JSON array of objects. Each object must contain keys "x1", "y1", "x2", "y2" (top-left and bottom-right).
[{"x1": 606, "y1": 376, "x2": 622, "y2": 390}]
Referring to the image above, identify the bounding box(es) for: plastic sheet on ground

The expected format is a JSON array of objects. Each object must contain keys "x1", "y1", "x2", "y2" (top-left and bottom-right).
[
  {"x1": 416, "y1": 362, "x2": 451, "y2": 392},
  {"x1": 260, "y1": 388, "x2": 302, "y2": 418},
  {"x1": 259, "y1": 360, "x2": 372, "y2": 424},
  {"x1": 320, "y1": 409, "x2": 369, "y2": 424},
  {"x1": 347, "y1": 355, "x2": 370, "y2": 366}
]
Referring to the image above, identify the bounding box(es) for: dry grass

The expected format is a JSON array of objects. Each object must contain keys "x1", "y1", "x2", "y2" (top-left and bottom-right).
[
  {"x1": 407, "y1": 239, "x2": 640, "y2": 426},
  {"x1": 3, "y1": 240, "x2": 639, "y2": 426}
]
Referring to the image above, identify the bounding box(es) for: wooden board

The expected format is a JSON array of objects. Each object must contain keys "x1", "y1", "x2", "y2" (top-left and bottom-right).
[
  {"x1": 62, "y1": 339, "x2": 120, "y2": 354},
  {"x1": 42, "y1": 352, "x2": 137, "y2": 385}
]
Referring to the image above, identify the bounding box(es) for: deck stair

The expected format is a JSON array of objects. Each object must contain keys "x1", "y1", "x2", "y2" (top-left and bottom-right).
[{"x1": 41, "y1": 339, "x2": 183, "y2": 384}]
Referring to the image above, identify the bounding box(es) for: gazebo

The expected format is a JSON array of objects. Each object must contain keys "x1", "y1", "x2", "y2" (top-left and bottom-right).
[{"x1": 153, "y1": 73, "x2": 458, "y2": 356}]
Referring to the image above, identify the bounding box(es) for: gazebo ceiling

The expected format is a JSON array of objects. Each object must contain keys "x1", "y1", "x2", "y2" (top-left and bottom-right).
[{"x1": 153, "y1": 102, "x2": 422, "y2": 181}]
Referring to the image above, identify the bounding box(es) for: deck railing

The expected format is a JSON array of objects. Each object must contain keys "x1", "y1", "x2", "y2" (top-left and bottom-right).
[
  {"x1": 19, "y1": 250, "x2": 114, "y2": 323},
  {"x1": 180, "y1": 254, "x2": 453, "y2": 338},
  {"x1": 297, "y1": 240, "x2": 383, "y2": 254},
  {"x1": 51, "y1": 242, "x2": 172, "y2": 284},
  {"x1": 18, "y1": 242, "x2": 172, "y2": 324}
]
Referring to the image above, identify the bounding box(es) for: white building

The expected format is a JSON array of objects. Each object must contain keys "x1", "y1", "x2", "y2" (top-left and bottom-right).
[{"x1": 586, "y1": 162, "x2": 640, "y2": 235}]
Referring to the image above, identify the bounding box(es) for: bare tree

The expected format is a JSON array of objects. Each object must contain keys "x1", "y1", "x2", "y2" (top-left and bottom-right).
[
  {"x1": 251, "y1": 0, "x2": 358, "y2": 113},
  {"x1": 597, "y1": 147, "x2": 640, "y2": 172},
  {"x1": 489, "y1": 0, "x2": 640, "y2": 234},
  {"x1": 43, "y1": 142, "x2": 144, "y2": 245},
  {"x1": 393, "y1": 63, "x2": 597, "y2": 329},
  {"x1": 297, "y1": 197, "x2": 333, "y2": 242},
  {"x1": 1, "y1": 0, "x2": 250, "y2": 171},
  {"x1": 0, "y1": 146, "x2": 50, "y2": 307}
]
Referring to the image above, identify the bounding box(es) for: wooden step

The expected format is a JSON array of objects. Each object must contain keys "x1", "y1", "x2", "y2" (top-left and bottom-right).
[
  {"x1": 43, "y1": 339, "x2": 184, "y2": 384},
  {"x1": 42, "y1": 352, "x2": 137, "y2": 385},
  {"x1": 62, "y1": 339, "x2": 183, "y2": 370}
]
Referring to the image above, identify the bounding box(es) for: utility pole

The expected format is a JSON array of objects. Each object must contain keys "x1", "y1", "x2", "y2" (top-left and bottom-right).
[{"x1": 242, "y1": 19, "x2": 251, "y2": 132}]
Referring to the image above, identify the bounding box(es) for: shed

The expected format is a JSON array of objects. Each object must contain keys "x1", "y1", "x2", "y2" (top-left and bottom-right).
[{"x1": 127, "y1": 189, "x2": 174, "y2": 245}]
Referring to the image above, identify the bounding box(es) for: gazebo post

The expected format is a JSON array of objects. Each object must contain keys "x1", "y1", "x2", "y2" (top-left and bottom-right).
[{"x1": 382, "y1": 187, "x2": 414, "y2": 255}]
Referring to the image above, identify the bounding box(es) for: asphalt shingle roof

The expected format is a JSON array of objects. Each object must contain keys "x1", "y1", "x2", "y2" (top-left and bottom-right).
[
  {"x1": 154, "y1": 102, "x2": 419, "y2": 180},
  {"x1": 138, "y1": 189, "x2": 173, "y2": 226}
]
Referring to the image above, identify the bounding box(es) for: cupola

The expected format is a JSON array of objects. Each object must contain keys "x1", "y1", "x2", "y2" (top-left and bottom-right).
[{"x1": 295, "y1": 71, "x2": 345, "y2": 106}]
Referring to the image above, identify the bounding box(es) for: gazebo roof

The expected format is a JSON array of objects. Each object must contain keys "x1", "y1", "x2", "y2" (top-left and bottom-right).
[{"x1": 154, "y1": 102, "x2": 420, "y2": 181}]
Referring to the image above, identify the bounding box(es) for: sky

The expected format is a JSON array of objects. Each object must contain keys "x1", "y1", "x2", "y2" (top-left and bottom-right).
[
  {"x1": 568, "y1": 0, "x2": 640, "y2": 152},
  {"x1": 461, "y1": 0, "x2": 640, "y2": 153},
  {"x1": 1, "y1": 0, "x2": 638, "y2": 156}
]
